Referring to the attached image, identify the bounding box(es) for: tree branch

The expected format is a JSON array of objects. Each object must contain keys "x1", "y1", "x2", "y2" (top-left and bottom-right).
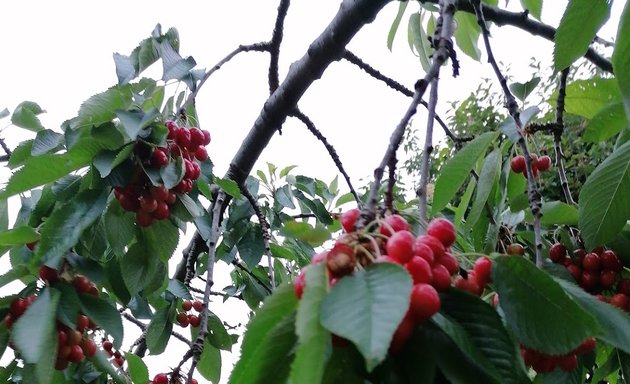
[
  {"x1": 268, "y1": 0, "x2": 291, "y2": 94},
  {"x1": 418, "y1": 79, "x2": 440, "y2": 221},
  {"x1": 553, "y1": 68, "x2": 576, "y2": 206}
]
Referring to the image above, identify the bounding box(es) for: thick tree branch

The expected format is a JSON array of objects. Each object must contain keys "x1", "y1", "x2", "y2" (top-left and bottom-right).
[
  {"x1": 420, "y1": 0, "x2": 613, "y2": 73},
  {"x1": 418, "y1": 79, "x2": 440, "y2": 221}
]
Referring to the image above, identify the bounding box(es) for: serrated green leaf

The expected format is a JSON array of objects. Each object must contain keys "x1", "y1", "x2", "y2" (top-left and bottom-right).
[
  {"x1": 159, "y1": 41, "x2": 196, "y2": 81},
  {"x1": 540, "y1": 201, "x2": 578, "y2": 226},
  {"x1": 0, "y1": 226, "x2": 38, "y2": 246},
  {"x1": 103, "y1": 201, "x2": 135, "y2": 257},
  {"x1": 116, "y1": 108, "x2": 160, "y2": 140},
  {"x1": 334, "y1": 192, "x2": 357, "y2": 208},
  {"x1": 320, "y1": 263, "x2": 412, "y2": 371},
  {"x1": 113, "y1": 53, "x2": 136, "y2": 85},
  {"x1": 280, "y1": 221, "x2": 331, "y2": 247},
  {"x1": 146, "y1": 304, "x2": 174, "y2": 355},
  {"x1": 466, "y1": 149, "x2": 501, "y2": 229},
  {"x1": 579, "y1": 141, "x2": 630, "y2": 249},
  {"x1": 493, "y1": 256, "x2": 599, "y2": 354},
  {"x1": 216, "y1": 177, "x2": 241, "y2": 198},
  {"x1": 0, "y1": 266, "x2": 29, "y2": 289},
  {"x1": 501, "y1": 106, "x2": 540, "y2": 142},
  {"x1": 177, "y1": 193, "x2": 203, "y2": 218},
  {"x1": 520, "y1": 0, "x2": 542, "y2": 19},
  {"x1": 31, "y1": 129, "x2": 63, "y2": 156},
  {"x1": 279, "y1": 165, "x2": 298, "y2": 179},
  {"x1": 584, "y1": 102, "x2": 628, "y2": 143},
  {"x1": 0, "y1": 199, "x2": 7, "y2": 232},
  {"x1": 77, "y1": 86, "x2": 133, "y2": 128},
  {"x1": 554, "y1": 0, "x2": 610, "y2": 71},
  {"x1": 550, "y1": 78, "x2": 621, "y2": 119},
  {"x1": 614, "y1": 1, "x2": 630, "y2": 126},
  {"x1": 509, "y1": 77, "x2": 541, "y2": 102},
  {"x1": 11, "y1": 101, "x2": 45, "y2": 132},
  {"x1": 90, "y1": 349, "x2": 131, "y2": 384},
  {"x1": 410, "y1": 12, "x2": 432, "y2": 72},
  {"x1": 433, "y1": 131, "x2": 498, "y2": 214},
  {"x1": 275, "y1": 185, "x2": 295, "y2": 210},
  {"x1": 454, "y1": 11, "x2": 481, "y2": 61},
  {"x1": 79, "y1": 294, "x2": 124, "y2": 349},
  {"x1": 388, "y1": 1, "x2": 408, "y2": 51},
  {"x1": 167, "y1": 279, "x2": 192, "y2": 299},
  {"x1": 142, "y1": 219, "x2": 179, "y2": 262},
  {"x1": 120, "y1": 242, "x2": 159, "y2": 296},
  {"x1": 125, "y1": 352, "x2": 149, "y2": 384},
  {"x1": 290, "y1": 263, "x2": 331, "y2": 384},
  {"x1": 237, "y1": 224, "x2": 265, "y2": 267},
  {"x1": 198, "y1": 340, "x2": 221, "y2": 383},
  {"x1": 229, "y1": 284, "x2": 298, "y2": 384},
  {"x1": 207, "y1": 311, "x2": 233, "y2": 351},
  {"x1": 36, "y1": 189, "x2": 108, "y2": 268}
]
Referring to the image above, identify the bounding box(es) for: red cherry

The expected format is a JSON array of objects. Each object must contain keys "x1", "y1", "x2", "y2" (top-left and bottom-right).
[
  {"x1": 600, "y1": 270, "x2": 618, "y2": 289},
  {"x1": 582, "y1": 253, "x2": 601, "y2": 272},
  {"x1": 340, "y1": 208, "x2": 360, "y2": 233},
  {"x1": 415, "y1": 235, "x2": 446, "y2": 259},
  {"x1": 188, "y1": 314, "x2": 201, "y2": 327},
  {"x1": 191, "y1": 379, "x2": 199, "y2": 384},
  {"x1": 176, "y1": 128, "x2": 191, "y2": 148},
  {"x1": 426, "y1": 218, "x2": 456, "y2": 247},
  {"x1": 311, "y1": 251, "x2": 328, "y2": 265},
  {"x1": 437, "y1": 252, "x2": 459, "y2": 276},
  {"x1": 102, "y1": 340, "x2": 113, "y2": 352},
  {"x1": 549, "y1": 243, "x2": 567, "y2": 263},
  {"x1": 73, "y1": 275, "x2": 92, "y2": 294},
  {"x1": 39, "y1": 265, "x2": 59, "y2": 283},
  {"x1": 176, "y1": 312, "x2": 189, "y2": 327},
  {"x1": 473, "y1": 257, "x2": 492, "y2": 287},
  {"x1": 506, "y1": 243, "x2": 525, "y2": 256},
  {"x1": 431, "y1": 264, "x2": 452, "y2": 291},
  {"x1": 601, "y1": 250, "x2": 622, "y2": 272},
  {"x1": 575, "y1": 337, "x2": 596, "y2": 354},
  {"x1": 68, "y1": 345, "x2": 85, "y2": 363},
  {"x1": 189, "y1": 127, "x2": 204, "y2": 147},
  {"x1": 609, "y1": 293, "x2": 629, "y2": 311},
  {"x1": 536, "y1": 155, "x2": 552, "y2": 172},
  {"x1": 194, "y1": 146, "x2": 209, "y2": 162},
  {"x1": 26, "y1": 240, "x2": 38, "y2": 251},
  {"x1": 58, "y1": 330, "x2": 68, "y2": 345},
  {"x1": 379, "y1": 214, "x2": 409, "y2": 236},
  {"x1": 151, "y1": 148, "x2": 169, "y2": 168},
  {"x1": 153, "y1": 373, "x2": 169, "y2": 384},
  {"x1": 166, "y1": 192, "x2": 177, "y2": 205},
  {"x1": 81, "y1": 338, "x2": 97, "y2": 358},
  {"x1": 294, "y1": 269, "x2": 306, "y2": 299},
  {"x1": 580, "y1": 270, "x2": 599, "y2": 291},
  {"x1": 510, "y1": 155, "x2": 526, "y2": 173},
  {"x1": 182, "y1": 300, "x2": 193, "y2": 311},
  {"x1": 409, "y1": 284, "x2": 441, "y2": 324},
  {"x1": 414, "y1": 243, "x2": 435, "y2": 265},
  {"x1": 67, "y1": 329, "x2": 83, "y2": 346},
  {"x1": 117, "y1": 193, "x2": 139, "y2": 212},
  {"x1": 192, "y1": 300, "x2": 203, "y2": 312},
  {"x1": 136, "y1": 210, "x2": 154, "y2": 227},
  {"x1": 9, "y1": 298, "x2": 28, "y2": 317},
  {"x1": 566, "y1": 263, "x2": 582, "y2": 282},
  {"x1": 389, "y1": 310, "x2": 414, "y2": 354},
  {"x1": 326, "y1": 242, "x2": 356, "y2": 277},
  {"x1": 573, "y1": 248, "x2": 587, "y2": 263},
  {"x1": 406, "y1": 256, "x2": 433, "y2": 285},
  {"x1": 76, "y1": 314, "x2": 90, "y2": 332},
  {"x1": 618, "y1": 279, "x2": 630, "y2": 295},
  {"x1": 201, "y1": 130, "x2": 211, "y2": 145},
  {"x1": 152, "y1": 201, "x2": 170, "y2": 220},
  {"x1": 139, "y1": 195, "x2": 158, "y2": 213},
  {"x1": 114, "y1": 356, "x2": 124, "y2": 367},
  {"x1": 54, "y1": 357, "x2": 69, "y2": 370},
  {"x1": 386, "y1": 231, "x2": 415, "y2": 264},
  {"x1": 150, "y1": 185, "x2": 170, "y2": 202}
]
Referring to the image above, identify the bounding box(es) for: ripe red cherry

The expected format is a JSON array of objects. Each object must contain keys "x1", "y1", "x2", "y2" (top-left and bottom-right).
[
  {"x1": 114, "y1": 356, "x2": 124, "y2": 367},
  {"x1": 152, "y1": 201, "x2": 170, "y2": 220},
  {"x1": 188, "y1": 314, "x2": 201, "y2": 327},
  {"x1": 151, "y1": 148, "x2": 169, "y2": 167},
  {"x1": 506, "y1": 243, "x2": 525, "y2": 256},
  {"x1": 9, "y1": 298, "x2": 28, "y2": 317},
  {"x1": 610, "y1": 293, "x2": 629, "y2": 311},
  {"x1": 294, "y1": 269, "x2": 307, "y2": 299},
  {"x1": 473, "y1": 257, "x2": 492, "y2": 286},
  {"x1": 136, "y1": 210, "x2": 154, "y2": 227},
  {"x1": 379, "y1": 214, "x2": 409, "y2": 236},
  {"x1": 58, "y1": 330, "x2": 68, "y2": 345},
  {"x1": 166, "y1": 192, "x2": 177, "y2": 205},
  {"x1": 618, "y1": 279, "x2": 630, "y2": 295},
  {"x1": 39, "y1": 265, "x2": 59, "y2": 283},
  {"x1": 510, "y1": 155, "x2": 526, "y2": 173},
  {"x1": 139, "y1": 195, "x2": 158, "y2": 213},
  {"x1": 414, "y1": 243, "x2": 435, "y2": 265},
  {"x1": 191, "y1": 379, "x2": 199, "y2": 384},
  {"x1": 26, "y1": 240, "x2": 38, "y2": 251},
  {"x1": 76, "y1": 314, "x2": 90, "y2": 332},
  {"x1": 386, "y1": 231, "x2": 415, "y2": 264},
  {"x1": 73, "y1": 275, "x2": 92, "y2": 294},
  {"x1": 437, "y1": 252, "x2": 459, "y2": 276},
  {"x1": 182, "y1": 300, "x2": 193, "y2": 311},
  {"x1": 600, "y1": 270, "x2": 617, "y2": 289},
  {"x1": 431, "y1": 264, "x2": 452, "y2": 291},
  {"x1": 102, "y1": 340, "x2": 113, "y2": 352},
  {"x1": 409, "y1": 284, "x2": 441, "y2": 324},
  {"x1": 176, "y1": 312, "x2": 190, "y2": 327},
  {"x1": 55, "y1": 357, "x2": 69, "y2": 370},
  {"x1": 601, "y1": 250, "x2": 623, "y2": 272},
  {"x1": 150, "y1": 185, "x2": 170, "y2": 202},
  {"x1": 189, "y1": 127, "x2": 204, "y2": 147},
  {"x1": 536, "y1": 155, "x2": 552, "y2": 172},
  {"x1": 566, "y1": 263, "x2": 582, "y2": 282},
  {"x1": 582, "y1": 253, "x2": 601, "y2": 272},
  {"x1": 176, "y1": 128, "x2": 191, "y2": 148},
  {"x1": 68, "y1": 345, "x2": 85, "y2": 363},
  {"x1": 426, "y1": 218, "x2": 456, "y2": 247},
  {"x1": 406, "y1": 256, "x2": 433, "y2": 285},
  {"x1": 415, "y1": 235, "x2": 446, "y2": 259},
  {"x1": 194, "y1": 146, "x2": 209, "y2": 162},
  {"x1": 575, "y1": 337, "x2": 596, "y2": 354},
  {"x1": 192, "y1": 300, "x2": 203, "y2": 312},
  {"x1": 153, "y1": 373, "x2": 169, "y2": 384},
  {"x1": 580, "y1": 270, "x2": 600, "y2": 291},
  {"x1": 549, "y1": 243, "x2": 567, "y2": 263},
  {"x1": 326, "y1": 242, "x2": 356, "y2": 277},
  {"x1": 201, "y1": 130, "x2": 211, "y2": 145},
  {"x1": 81, "y1": 338, "x2": 97, "y2": 358},
  {"x1": 389, "y1": 310, "x2": 414, "y2": 354},
  {"x1": 340, "y1": 208, "x2": 360, "y2": 233}
]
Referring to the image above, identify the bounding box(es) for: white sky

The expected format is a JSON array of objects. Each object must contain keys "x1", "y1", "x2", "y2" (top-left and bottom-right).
[{"x1": 0, "y1": 1, "x2": 624, "y2": 383}]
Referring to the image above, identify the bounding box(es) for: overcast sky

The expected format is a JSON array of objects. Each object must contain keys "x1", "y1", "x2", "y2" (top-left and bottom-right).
[{"x1": 0, "y1": 1, "x2": 624, "y2": 382}]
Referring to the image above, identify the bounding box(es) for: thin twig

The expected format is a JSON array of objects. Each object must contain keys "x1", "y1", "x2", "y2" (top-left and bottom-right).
[
  {"x1": 418, "y1": 79, "x2": 440, "y2": 221},
  {"x1": 291, "y1": 109, "x2": 361, "y2": 206},
  {"x1": 239, "y1": 183, "x2": 276, "y2": 289},
  {"x1": 0, "y1": 138, "x2": 11, "y2": 157},
  {"x1": 384, "y1": 154, "x2": 396, "y2": 213},
  {"x1": 553, "y1": 68, "x2": 576, "y2": 206},
  {"x1": 471, "y1": 0, "x2": 544, "y2": 267},
  {"x1": 121, "y1": 312, "x2": 192, "y2": 348},
  {"x1": 268, "y1": 0, "x2": 291, "y2": 94},
  {"x1": 232, "y1": 259, "x2": 273, "y2": 294}
]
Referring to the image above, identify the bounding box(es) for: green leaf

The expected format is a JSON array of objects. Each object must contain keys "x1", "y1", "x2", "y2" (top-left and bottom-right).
[
  {"x1": 0, "y1": 226, "x2": 38, "y2": 246},
  {"x1": 11, "y1": 101, "x2": 45, "y2": 132},
  {"x1": 520, "y1": 0, "x2": 542, "y2": 20},
  {"x1": 584, "y1": 102, "x2": 628, "y2": 143},
  {"x1": 0, "y1": 266, "x2": 30, "y2": 289},
  {"x1": 556, "y1": 278, "x2": 630, "y2": 354},
  {"x1": 509, "y1": 77, "x2": 541, "y2": 102},
  {"x1": 36, "y1": 189, "x2": 109, "y2": 268},
  {"x1": 409, "y1": 12, "x2": 432, "y2": 72},
  {"x1": 578, "y1": 140, "x2": 630, "y2": 249},
  {"x1": 551, "y1": 78, "x2": 621, "y2": 119},
  {"x1": 501, "y1": 106, "x2": 540, "y2": 142},
  {"x1": 11, "y1": 288, "x2": 60, "y2": 384},
  {"x1": 198, "y1": 340, "x2": 222, "y2": 383},
  {"x1": 440, "y1": 289, "x2": 531, "y2": 384},
  {"x1": 167, "y1": 279, "x2": 192, "y2": 299},
  {"x1": 31, "y1": 129, "x2": 63, "y2": 156},
  {"x1": 335, "y1": 192, "x2": 357, "y2": 208},
  {"x1": 280, "y1": 221, "x2": 330, "y2": 247},
  {"x1": 90, "y1": 349, "x2": 131, "y2": 384},
  {"x1": 454, "y1": 12, "x2": 481, "y2": 61},
  {"x1": 229, "y1": 284, "x2": 298, "y2": 384},
  {"x1": 432, "y1": 131, "x2": 497, "y2": 214},
  {"x1": 387, "y1": 1, "x2": 408, "y2": 51},
  {"x1": 320, "y1": 263, "x2": 412, "y2": 371},
  {"x1": 275, "y1": 185, "x2": 295, "y2": 209},
  {"x1": 77, "y1": 86, "x2": 133, "y2": 127},
  {"x1": 142, "y1": 219, "x2": 179, "y2": 262},
  {"x1": 237, "y1": 224, "x2": 265, "y2": 267},
  {"x1": 206, "y1": 311, "x2": 234, "y2": 351},
  {"x1": 554, "y1": 0, "x2": 610, "y2": 71},
  {"x1": 79, "y1": 294, "x2": 124, "y2": 350},
  {"x1": 431, "y1": 313, "x2": 501, "y2": 383},
  {"x1": 0, "y1": 199, "x2": 7, "y2": 232},
  {"x1": 159, "y1": 41, "x2": 196, "y2": 81},
  {"x1": 493, "y1": 256, "x2": 599, "y2": 354},
  {"x1": 103, "y1": 201, "x2": 136, "y2": 257},
  {"x1": 466, "y1": 149, "x2": 501, "y2": 229},
  {"x1": 614, "y1": 1, "x2": 630, "y2": 126},
  {"x1": 290, "y1": 263, "x2": 331, "y2": 384},
  {"x1": 112, "y1": 53, "x2": 136, "y2": 85},
  {"x1": 540, "y1": 201, "x2": 578, "y2": 226},
  {"x1": 216, "y1": 177, "x2": 241, "y2": 198},
  {"x1": 116, "y1": 108, "x2": 160, "y2": 140},
  {"x1": 146, "y1": 304, "x2": 174, "y2": 355},
  {"x1": 121, "y1": 242, "x2": 159, "y2": 296},
  {"x1": 125, "y1": 352, "x2": 149, "y2": 384}
]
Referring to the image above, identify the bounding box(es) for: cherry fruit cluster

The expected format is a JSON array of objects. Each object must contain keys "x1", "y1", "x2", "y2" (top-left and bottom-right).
[
  {"x1": 510, "y1": 153, "x2": 552, "y2": 178},
  {"x1": 520, "y1": 337, "x2": 596, "y2": 373},
  {"x1": 113, "y1": 120, "x2": 211, "y2": 227},
  {"x1": 453, "y1": 256, "x2": 493, "y2": 296},
  {"x1": 294, "y1": 213, "x2": 463, "y2": 353},
  {"x1": 549, "y1": 243, "x2": 630, "y2": 310},
  {"x1": 102, "y1": 338, "x2": 125, "y2": 368},
  {"x1": 176, "y1": 299, "x2": 203, "y2": 328},
  {"x1": 152, "y1": 372, "x2": 198, "y2": 384}
]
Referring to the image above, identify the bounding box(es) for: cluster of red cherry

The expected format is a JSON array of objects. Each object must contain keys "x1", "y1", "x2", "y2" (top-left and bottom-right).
[
  {"x1": 510, "y1": 153, "x2": 552, "y2": 178},
  {"x1": 175, "y1": 299, "x2": 204, "y2": 328},
  {"x1": 294, "y1": 211, "x2": 476, "y2": 353},
  {"x1": 521, "y1": 338, "x2": 596, "y2": 373},
  {"x1": 453, "y1": 256, "x2": 492, "y2": 296},
  {"x1": 113, "y1": 121, "x2": 211, "y2": 227},
  {"x1": 549, "y1": 243, "x2": 630, "y2": 310},
  {"x1": 101, "y1": 338, "x2": 125, "y2": 368}
]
